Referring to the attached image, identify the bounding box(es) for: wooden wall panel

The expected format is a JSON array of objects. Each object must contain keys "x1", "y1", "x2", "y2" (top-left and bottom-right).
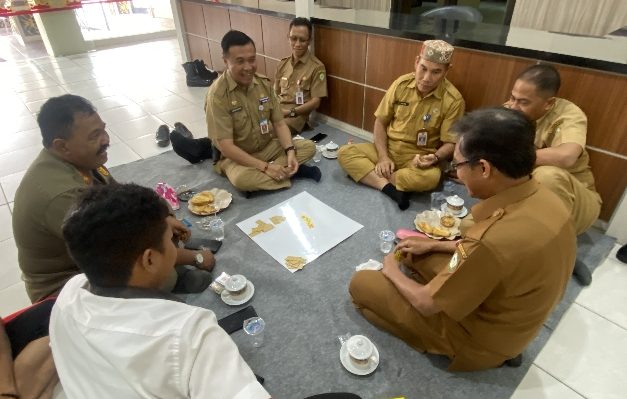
[
  {"x1": 363, "y1": 88, "x2": 385, "y2": 132},
  {"x1": 264, "y1": 57, "x2": 280, "y2": 82},
  {"x1": 261, "y1": 15, "x2": 291, "y2": 60},
  {"x1": 558, "y1": 66, "x2": 627, "y2": 155},
  {"x1": 588, "y1": 150, "x2": 627, "y2": 221},
  {"x1": 314, "y1": 26, "x2": 366, "y2": 83},
  {"x1": 366, "y1": 35, "x2": 419, "y2": 90},
  {"x1": 256, "y1": 55, "x2": 267, "y2": 76},
  {"x1": 187, "y1": 35, "x2": 211, "y2": 67},
  {"x1": 229, "y1": 10, "x2": 264, "y2": 53},
  {"x1": 202, "y1": 5, "x2": 230, "y2": 41},
  {"x1": 180, "y1": 1, "x2": 206, "y2": 37},
  {"x1": 318, "y1": 77, "x2": 364, "y2": 128},
  {"x1": 209, "y1": 41, "x2": 225, "y2": 72}
]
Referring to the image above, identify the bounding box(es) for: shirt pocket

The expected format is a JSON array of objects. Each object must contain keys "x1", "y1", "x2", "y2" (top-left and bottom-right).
[
  {"x1": 231, "y1": 108, "x2": 250, "y2": 133},
  {"x1": 279, "y1": 78, "x2": 290, "y2": 95}
]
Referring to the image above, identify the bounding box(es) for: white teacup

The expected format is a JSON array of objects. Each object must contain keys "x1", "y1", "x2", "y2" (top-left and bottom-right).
[
  {"x1": 325, "y1": 141, "x2": 339, "y2": 156},
  {"x1": 225, "y1": 275, "x2": 248, "y2": 298},
  {"x1": 445, "y1": 195, "x2": 464, "y2": 215},
  {"x1": 346, "y1": 335, "x2": 374, "y2": 369}
]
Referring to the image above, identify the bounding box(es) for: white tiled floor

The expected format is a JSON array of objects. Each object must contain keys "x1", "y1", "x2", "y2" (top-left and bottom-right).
[{"x1": 1, "y1": 36, "x2": 627, "y2": 399}]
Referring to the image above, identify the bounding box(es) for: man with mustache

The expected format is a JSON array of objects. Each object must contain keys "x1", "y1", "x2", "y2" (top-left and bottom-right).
[
  {"x1": 206, "y1": 30, "x2": 321, "y2": 192},
  {"x1": 274, "y1": 17, "x2": 327, "y2": 135},
  {"x1": 12, "y1": 95, "x2": 215, "y2": 303},
  {"x1": 338, "y1": 40, "x2": 465, "y2": 210}
]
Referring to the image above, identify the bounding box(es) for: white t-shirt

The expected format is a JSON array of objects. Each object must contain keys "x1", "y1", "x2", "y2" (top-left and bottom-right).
[{"x1": 50, "y1": 274, "x2": 269, "y2": 399}]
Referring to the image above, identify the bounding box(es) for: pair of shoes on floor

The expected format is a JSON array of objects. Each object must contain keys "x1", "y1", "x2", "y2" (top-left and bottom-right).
[
  {"x1": 169, "y1": 122, "x2": 213, "y2": 164},
  {"x1": 172, "y1": 266, "x2": 212, "y2": 294},
  {"x1": 155, "y1": 122, "x2": 196, "y2": 147},
  {"x1": 182, "y1": 59, "x2": 218, "y2": 87}
]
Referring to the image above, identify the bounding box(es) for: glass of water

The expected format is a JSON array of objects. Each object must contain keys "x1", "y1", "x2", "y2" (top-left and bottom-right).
[
  {"x1": 243, "y1": 317, "x2": 265, "y2": 348},
  {"x1": 313, "y1": 145, "x2": 323, "y2": 162},
  {"x1": 209, "y1": 217, "x2": 225, "y2": 241},
  {"x1": 379, "y1": 230, "x2": 395, "y2": 254}
]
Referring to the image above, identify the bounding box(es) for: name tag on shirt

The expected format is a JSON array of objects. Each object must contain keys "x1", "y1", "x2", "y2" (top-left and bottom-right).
[
  {"x1": 229, "y1": 107, "x2": 242, "y2": 114},
  {"x1": 394, "y1": 101, "x2": 409, "y2": 106}
]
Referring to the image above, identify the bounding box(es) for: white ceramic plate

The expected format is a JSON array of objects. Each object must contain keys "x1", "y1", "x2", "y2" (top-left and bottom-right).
[
  {"x1": 440, "y1": 203, "x2": 468, "y2": 218},
  {"x1": 188, "y1": 188, "x2": 233, "y2": 216},
  {"x1": 221, "y1": 281, "x2": 255, "y2": 306},
  {"x1": 414, "y1": 209, "x2": 461, "y2": 240},
  {"x1": 340, "y1": 342, "x2": 380, "y2": 376},
  {"x1": 322, "y1": 150, "x2": 338, "y2": 159}
]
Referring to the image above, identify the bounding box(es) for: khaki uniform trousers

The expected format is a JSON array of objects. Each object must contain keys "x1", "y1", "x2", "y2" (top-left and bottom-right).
[
  {"x1": 217, "y1": 139, "x2": 315, "y2": 192},
  {"x1": 533, "y1": 166, "x2": 601, "y2": 235},
  {"x1": 284, "y1": 115, "x2": 308, "y2": 134},
  {"x1": 349, "y1": 253, "x2": 511, "y2": 371},
  {"x1": 338, "y1": 143, "x2": 440, "y2": 192}
]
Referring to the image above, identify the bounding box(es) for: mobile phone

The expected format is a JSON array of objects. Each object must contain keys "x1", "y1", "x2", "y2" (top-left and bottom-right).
[
  {"x1": 184, "y1": 237, "x2": 222, "y2": 254},
  {"x1": 218, "y1": 306, "x2": 258, "y2": 334},
  {"x1": 309, "y1": 133, "x2": 328, "y2": 143}
]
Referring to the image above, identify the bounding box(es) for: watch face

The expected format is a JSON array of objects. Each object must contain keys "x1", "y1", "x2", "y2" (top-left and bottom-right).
[{"x1": 195, "y1": 253, "x2": 204, "y2": 264}]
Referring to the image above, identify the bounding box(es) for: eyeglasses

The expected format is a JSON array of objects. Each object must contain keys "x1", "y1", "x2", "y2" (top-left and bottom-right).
[
  {"x1": 448, "y1": 159, "x2": 477, "y2": 171},
  {"x1": 289, "y1": 36, "x2": 310, "y2": 43}
]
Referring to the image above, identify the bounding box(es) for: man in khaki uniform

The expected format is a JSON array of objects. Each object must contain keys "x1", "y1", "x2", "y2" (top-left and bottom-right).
[
  {"x1": 274, "y1": 17, "x2": 327, "y2": 135},
  {"x1": 13, "y1": 95, "x2": 215, "y2": 302},
  {"x1": 506, "y1": 64, "x2": 601, "y2": 285},
  {"x1": 206, "y1": 30, "x2": 319, "y2": 192},
  {"x1": 350, "y1": 108, "x2": 576, "y2": 371},
  {"x1": 338, "y1": 40, "x2": 465, "y2": 210}
]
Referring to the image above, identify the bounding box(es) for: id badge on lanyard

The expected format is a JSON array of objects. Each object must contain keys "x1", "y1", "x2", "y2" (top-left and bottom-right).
[
  {"x1": 417, "y1": 113, "x2": 432, "y2": 147},
  {"x1": 259, "y1": 96, "x2": 271, "y2": 134},
  {"x1": 295, "y1": 78, "x2": 304, "y2": 105}
]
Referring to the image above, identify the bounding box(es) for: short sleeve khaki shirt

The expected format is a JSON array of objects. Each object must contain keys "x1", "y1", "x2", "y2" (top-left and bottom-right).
[
  {"x1": 375, "y1": 74, "x2": 465, "y2": 156},
  {"x1": 274, "y1": 51, "x2": 327, "y2": 105},
  {"x1": 206, "y1": 71, "x2": 283, "y2": 154},
  {"x1": 534, "y1": 98, "x2": 596, "y2": 190}
]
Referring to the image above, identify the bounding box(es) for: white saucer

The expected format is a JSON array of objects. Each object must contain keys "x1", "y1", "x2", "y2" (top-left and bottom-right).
[
  {"x1": 441, "y1": 203, "x2": 468, "y2": 218},
  {"x1": 322, "y1": 150, "x2": 338, "y2": 159},
  {"x1": 221, "y1": 281, "x2": 255, "y2": 306},
  {"x1": 339, "y1": 342, "x2": 380, "y2": 376}
]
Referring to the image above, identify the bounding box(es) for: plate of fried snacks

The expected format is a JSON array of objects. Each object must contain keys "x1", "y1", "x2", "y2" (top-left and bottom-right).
[
  {"x1": 414, "y1": 210, "x2": 461, "y2": 240},
  {"x1": 188, "y1": 189, "x2": 232, "y2": 215}
]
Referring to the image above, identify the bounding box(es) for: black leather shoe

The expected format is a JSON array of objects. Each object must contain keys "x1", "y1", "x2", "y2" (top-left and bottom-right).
[
  {"x1": 182, "y1": 61, "x2": 210, "y2": 87},
  {"x1": 573, "y1": 259, "x2": 592, "y2": 286},
  {"x1": 155, "y1": 125, "x2": 170, "y2": 147},
  {"x1": 174, "y1": 122, "x2": 194, "y2": 139},
  {"x1": 170, "y1": 131, "x2": 212, "y2": 164},
  {"x1": 503, "y1": 354, "x2": 523, "y2": 367},
  {"x1": 617, "y1": 244, "x2": 627, "y2": 264},
  {"x1": 193, "y1": 59, "x2": 219, "y2": 81}
]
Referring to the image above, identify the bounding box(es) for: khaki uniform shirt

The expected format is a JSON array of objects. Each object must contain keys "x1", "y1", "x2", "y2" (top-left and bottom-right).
[
  {"x1": 535, "y1": 98, "x2": 597, "y2": 191},
  {"x1": 274, "y1": 51, "x2": 327, "y2": 107},
  {"x1": 206, "y1": 71, "x2": 283, "y2": 155},
  {"x1": 375, "y1": 74, "x2": 465, "y2": 156},
  {"x1": 427, "y1": 179, "x2": 575, "y2": 368},
  {"x1": 12, "y1": 149, "x2": 114, "y2": 302}
]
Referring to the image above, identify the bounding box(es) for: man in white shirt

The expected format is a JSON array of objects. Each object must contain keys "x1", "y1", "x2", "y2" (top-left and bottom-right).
[{"x1": 49, "y1": 183, "x2": 269, "y2": 399}]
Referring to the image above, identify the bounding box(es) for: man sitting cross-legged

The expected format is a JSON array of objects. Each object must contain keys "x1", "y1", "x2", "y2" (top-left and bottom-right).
[
  {"x1": 50, "y1": 183, "x2": 270, "y2": 398},
  {"x1": 350, "y1": 108, "x2": 576, "y2": 371}
]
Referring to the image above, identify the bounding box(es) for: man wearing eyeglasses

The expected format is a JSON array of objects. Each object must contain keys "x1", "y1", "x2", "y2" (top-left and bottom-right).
[
  {"x1": 338, "y1": 40, "x2": 464, "y2": 210},
  {"x1": 274, "y1": 17, "x2": 328, "y2": 135},
  {"x1": 349, "y1": 108, "x2": 576, "y2": 371}
]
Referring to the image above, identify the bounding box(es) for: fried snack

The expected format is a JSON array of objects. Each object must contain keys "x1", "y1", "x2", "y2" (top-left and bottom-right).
[
  {"x1": 417, "y1": 221, "x2": 433, "y2": 234},
  {"x1": 440, "y1": 215, "x2": 455, "y2": 228},
  {"x1": 301, "y1": 214, "x2": 314, "y2": 229},
  {"x1": 270, "y1": 215, "x2": 286, "y2": 225},
  {"x1": 249, "y1": 220, "x2": 275, "y2": 237},
  {"x1": 394, "y1": 250, "x2": 403, "y2": 261},
  {"x1": 431, "y1": 226, "x2": 450, "y2": 237},
  {"x1": 285, "y1": 256, "x2": 307, "y2": 270},
  {"x1": 189, "y1": 191, "x2": 215, "y2": 206},
  {"x1": 189, "y1": 204, "x2": 218, "y2": 215}
]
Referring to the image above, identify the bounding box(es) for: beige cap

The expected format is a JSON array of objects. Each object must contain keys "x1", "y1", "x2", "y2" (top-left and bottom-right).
[{"x1": 420, "y1": 40, "x2": 454, "y2": 64}]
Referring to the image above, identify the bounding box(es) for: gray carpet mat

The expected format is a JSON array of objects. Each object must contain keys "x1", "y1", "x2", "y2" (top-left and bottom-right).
[{"x1": 110, "y1": 123, "x2": 615, "y2": 399}]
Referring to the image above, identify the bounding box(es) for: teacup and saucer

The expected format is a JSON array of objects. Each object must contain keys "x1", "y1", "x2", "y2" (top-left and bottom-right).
[
  {"x1": 221, "y1": 274, "x2": 255, "y2": 306},
  {"x1": 322, "y1": 141, "x2": 339, "y2": 159},
  {"x1": 340, "y1": 335, "x2": 380, "y2": 375},
  {"x1": 441, "y1": 194, "x2": 468, "y2": 218}
]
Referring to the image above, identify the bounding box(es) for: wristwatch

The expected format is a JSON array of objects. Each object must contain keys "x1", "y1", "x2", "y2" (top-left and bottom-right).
[
  {"x1": 284, "y1": 145, "x2": 297, "y2": 155},
  {"x1": 288, "y1": 108, "x2": 297, "y2": 118},
  {"x1": 194, "y1": 252, "x2": 204, "y2": 266}
]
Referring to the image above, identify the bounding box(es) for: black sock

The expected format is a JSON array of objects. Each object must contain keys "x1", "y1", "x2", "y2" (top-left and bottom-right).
[
  {"x1": 294, "y1": 164, "x2": 322, "y2": 182},
  {"x1": 170, "y1": 131, "x2": 212, "y2": 164},
  {"x1": 381, "y1": 183, "x2": 410, "y2": 210}
]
